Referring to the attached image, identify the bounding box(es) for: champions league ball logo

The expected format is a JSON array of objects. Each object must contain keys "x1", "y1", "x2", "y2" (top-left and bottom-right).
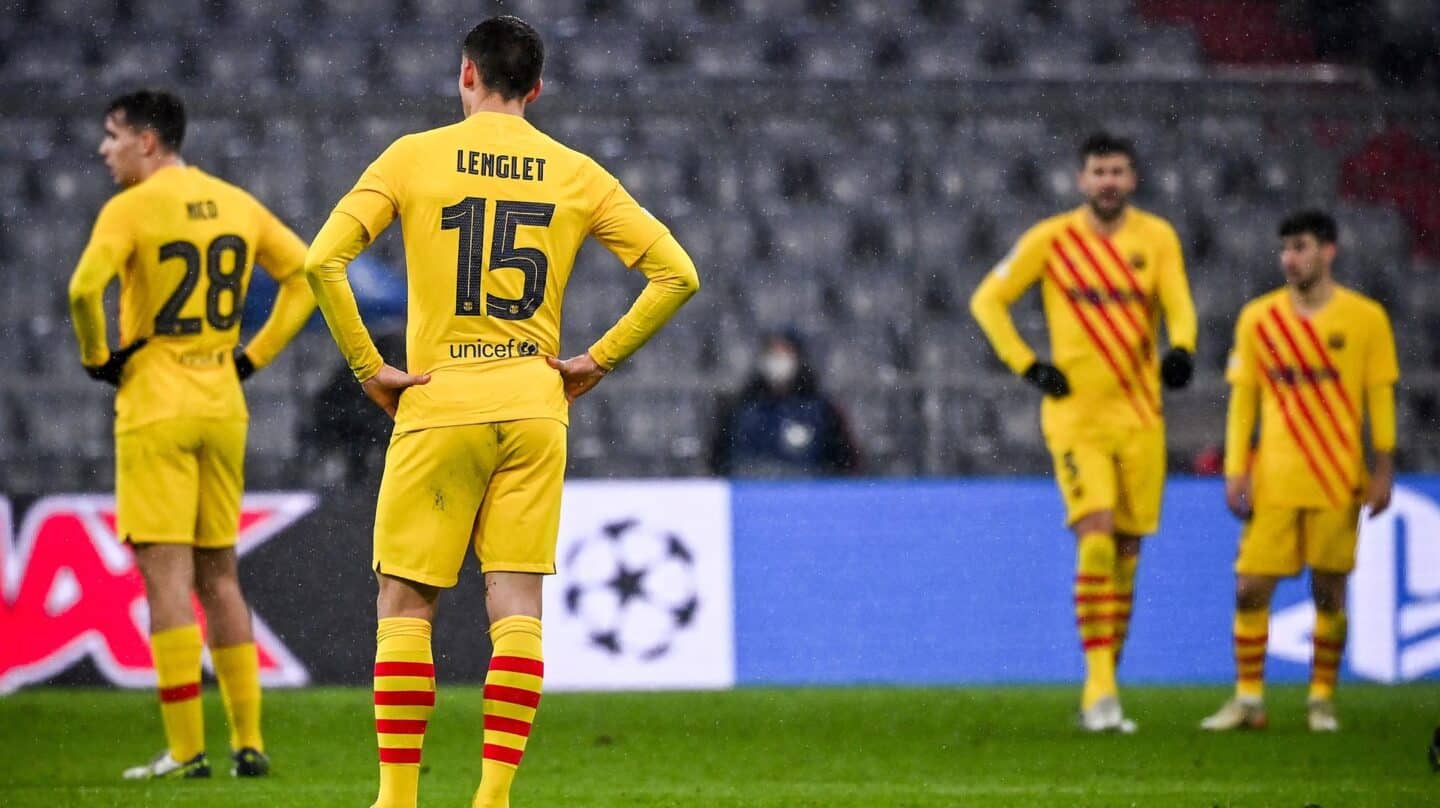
[{"x1": 561, "y1": 518, "x2": 700, "y2": 661}]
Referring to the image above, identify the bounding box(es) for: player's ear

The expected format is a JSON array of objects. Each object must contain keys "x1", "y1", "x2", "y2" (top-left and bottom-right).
[
  {"x1": 525, "y1": 78, "x2": 543, "y2": 104},
  {"x1": 459, "y1": 56, "x2": 478, "y2": 91},
  {"x1": 139, "y1": 127, "x2": 160, "y2": 157}
]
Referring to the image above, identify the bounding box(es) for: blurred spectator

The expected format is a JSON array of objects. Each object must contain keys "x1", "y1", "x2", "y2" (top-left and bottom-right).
[
  {"x1": 708, "y1": 329, "x2": 860, "y2": 477},
  {"x1": 299, "y1": 332, "x2": 405, "y2": 484},
  {"x1": 1192, "y1": 443, "x2": 1223, "y2": 476}
]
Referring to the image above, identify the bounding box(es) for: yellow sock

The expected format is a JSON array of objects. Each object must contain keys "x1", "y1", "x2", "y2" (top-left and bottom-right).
[
  {"x1": 374, "y1": 618, "x2": 435, "y2": 808},
  {"x1": 1310, "y1": 610, "x2": 1346, "y2": 702},
  {"x1": 1234, "y1": 608, "x2": 1269, "y2": 700},
  {"x1": 151, "y1": 624, "x2": 205, "y2": 761},
  {"x1": 1112, "y1": 553, "x2": 1139, "y2": 663},
  {"x1": 1074, "y1": 532, "x2": 1117, "y2": 710},
  {"x1": 212, "y1": 643, "x2": 263, "y2": 752},
  {"x1": 474, "y1": 616, "x2": 544, "y2": 808}
]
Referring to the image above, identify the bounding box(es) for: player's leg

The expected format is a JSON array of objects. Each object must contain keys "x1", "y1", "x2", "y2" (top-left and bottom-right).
[
  {"x1": 1112, "y1": 535, "x2": 1140, "y2": 662},
  {"x1": 371, "y1": 424, "x2": 494, "y2": 808},
  {"x1": 193, "y1": 418, "x2": 267, "y2": 774},
  {"x1": 1201, "y1": 507, "x2": 1296, "y2": 730},
  {"x1": 1304, "y1": 504, "x2": 1361, "y2": 731},
  {"x1": 1111, "y1": 424, "x2": 1164, "y2": 665},
  {"x1": 116, "y1": 421, "x2": 210, "y2": 779},
  {"x1": 1051, "y1": 438, "x2": 1127, "y2": 729},
  {"x1": 373, "y1": 572, "x2": 442, "y2": 808},
  {"x1": 472, "y1": 418, "x2": 565, "y2": 808}
]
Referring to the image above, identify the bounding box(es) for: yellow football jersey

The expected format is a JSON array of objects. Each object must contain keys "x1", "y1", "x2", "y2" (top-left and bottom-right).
[
  {"x1": 1226, "y1": 286, "x2": 1399, "y2": 509},
  {"x1": 326, "y1": 110, "x2": 669, "y2": 433},
  {"x1": 68, "y1": 165, "x2": 311, "y2": 432},
  {"x1": 971, "y1": 205, "x2": 1197, "y2": 438}
]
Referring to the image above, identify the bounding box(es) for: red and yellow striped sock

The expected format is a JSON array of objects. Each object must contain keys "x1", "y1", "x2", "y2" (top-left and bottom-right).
[
  {"x1": 1309, "y1": 610, "x2": 1346, "y2": 702},
  {"x1": 473, "y1": 615, "x2": 544, "y2": 808},
  {"x1": 151, "y1": 624, "x2": 205, "y2": 762},
  {"x1": 1112, "y1": 552, "x2": 1139, "y2": 664},
  {"x1": 212, "y1": 642, "x2": 263, "y2": 752},
  {"x1": 1075, "y1": 531, "x2": 1117, "y2": 710},
  {"x1": 1234, "y1": 608, "x2": 1269, "y2": 700},
  {"x1": 373, "y1": 617, "x2": 435, "y2": 808}
]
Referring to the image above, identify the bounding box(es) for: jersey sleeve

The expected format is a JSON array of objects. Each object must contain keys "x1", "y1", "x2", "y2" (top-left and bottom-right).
[
  {"x1": 334, "y1": 140, "x2": 403, "y2": 241},
  {"x1": 584, "y1": 159, "x2": 669, "y2": 267},
  {"x1": 242, "y1": 204, "x2": 316, "y2": 369},
  {"x1": 1365, "y1": 304, "x2": 1400, "y2": 388},
  {"x1": 968, "y1": 222, "x2": 1050, "y2": 374},
  {"x1": 587, "y1": 233, "x2": 700, "y2": 369},
  {"x1": 1155, "y1": 221, "x2": 1197, "y2": 352},
  {"x1": 1225, "y1": 306, "x2": 1259, "y2": 386},
  {"x1": 304, "y1": 211, "x2": 384, "y2": 382},
  {"x1": 254, "y1": 205, "x2": 310, "y2": 281},
  {"x1": 1365, "y1": 304, "x2": 1399, "y2": 452},
  {"x1": 67, "y1": 197, "x2": 135, "y2": 366}
]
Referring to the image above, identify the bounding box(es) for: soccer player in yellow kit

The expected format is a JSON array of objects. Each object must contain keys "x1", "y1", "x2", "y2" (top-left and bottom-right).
[
  {"x1": 971, "y1": 133, "x2": 1197, "y2": 732},
  {"x1": 67, "y1": 90, "x2": 315, "y2": 778},
  {"x1": 1202, "y1": 210, "x2": 1397, "y2": 733},
  {"x1": 303, "y1": 17, "x2": 698, "y2": 808}
]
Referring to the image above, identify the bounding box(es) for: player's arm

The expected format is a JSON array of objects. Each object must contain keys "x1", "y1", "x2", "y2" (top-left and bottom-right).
[
  {"x1": 304, "y1": 147, "x2": 427, "y2": 417},
  {"x1": 235, "y1": 209, "x2": 317, "y2": 380},
  {"x1": 968, "y1": 227, "x2": 1067, "y2": 396},
  {"x1": 550, "y1": 172, "x2": 699, "y2": 402},
  {"x1": 1156, "y1": 223, "x2": 1198, "y2": 389},
  {"x1": 1363, "y1": 307, "x2": 1401, "y2": 516},
  {"x1": 1223, "y1": 311, "x2": 1259, "y2": 518},
  {"x1": 67, "y1": 200, "x2": 142, "y2": 385}
]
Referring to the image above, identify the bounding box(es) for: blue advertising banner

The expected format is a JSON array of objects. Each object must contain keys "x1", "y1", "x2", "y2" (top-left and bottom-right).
[{"x1": 731, "y1": 476, "x2": 1440, "y2": 687}]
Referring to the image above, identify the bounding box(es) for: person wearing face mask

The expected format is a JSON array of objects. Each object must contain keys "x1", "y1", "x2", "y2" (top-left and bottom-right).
[{"x1": 708, "y1": 330, "x2": 860, "y2": 477}]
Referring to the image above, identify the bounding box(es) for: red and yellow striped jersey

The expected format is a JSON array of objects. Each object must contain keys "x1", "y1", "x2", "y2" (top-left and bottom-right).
[
  {"x1": 1226, "y1": 286, "x2": 1399, "y2": 509},
  {"x1": 971, "y1": 205, "x2": 1197, "y2": 438}
]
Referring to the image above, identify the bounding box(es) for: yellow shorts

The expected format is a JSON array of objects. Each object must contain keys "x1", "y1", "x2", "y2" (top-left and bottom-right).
[
  {"x1": 373, "y1": 419, "x2": 567, "y2": 588},
  {"x1": 1047, "y1": 425, "x2": 1165, "y2": 536},
  {"x1": 115, "y1": 417, "x2": 246, "y2": 548},
  {"x1": 1235, "y1": 505, "x2": 1361, "y2": 577}
]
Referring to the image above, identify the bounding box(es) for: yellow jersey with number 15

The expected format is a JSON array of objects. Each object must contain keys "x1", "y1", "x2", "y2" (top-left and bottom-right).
[{"x1": 330, "y1": 111, "x2": 669, "y2": 433}]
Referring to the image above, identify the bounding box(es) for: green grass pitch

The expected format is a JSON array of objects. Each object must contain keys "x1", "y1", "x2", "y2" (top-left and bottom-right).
[{"x1": 2, "y1": 684, "x2": 1437, "y2": 806}]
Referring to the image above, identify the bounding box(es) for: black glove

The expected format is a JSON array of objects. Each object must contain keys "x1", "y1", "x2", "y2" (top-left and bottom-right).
[
  {"x1": 234, "y1": 348, "x2": 256, "y2": 382},
  {"x1": 83, "y1": 339, "x2": 148, "y2": 387},
  {"x1": 1160, "y1": 347, "x2": 1193, "y2": 390},
  {"x1": 1022, "y1": 361, "x2": 1070, "y2": 398}
]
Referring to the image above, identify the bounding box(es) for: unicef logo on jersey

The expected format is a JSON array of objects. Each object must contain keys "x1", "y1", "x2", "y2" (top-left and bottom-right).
[
  {"x1": 561, "y1": 518, "x2": 701, "y2": 661},
  {"x1": 448, "y1": 338, "x2": 539, "y2": 360},
  {"x1": 1269, "y1": 485, "x2": 1440, "y2": 682}
]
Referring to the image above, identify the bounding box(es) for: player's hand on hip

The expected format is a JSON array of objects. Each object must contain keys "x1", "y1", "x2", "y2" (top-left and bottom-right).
[
  {"x1": 547, "y1": 352, "x2": 608, "y2": 403},
  {"x1": 83, "y1": 338, "x2": 148, "y2": 387},
  {"x1": 1225, "y1": 474, "x2": 1253, "y2": 520},
  {"x1": 1022, "y1": 361, "x2": 1070, "y2": 398},
  {"x1": 360, "y1": 364, "x2": 431, "y2": 420}
]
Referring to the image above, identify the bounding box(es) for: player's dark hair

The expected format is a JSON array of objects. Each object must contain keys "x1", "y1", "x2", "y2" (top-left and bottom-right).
[
  {"x1": 105, "y1": 90, "x2": 186, "y2": 151},
  {"x1": 1278, "y1": 209, "x2": 1338, "y2": 244},
  {"x1": 1079, "y1": 131, "x2": 1135, "y2": 167},
  {"x1": 462, "y1": 16, "x2": 544, "y2": 101}
]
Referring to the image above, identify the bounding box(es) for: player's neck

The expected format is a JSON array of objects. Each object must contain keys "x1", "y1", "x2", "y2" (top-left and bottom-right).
[
  {"x1": 463, "y1": 93, "x2": 528, "y2": 120},
  {"x1": 1082, "y1": 205, "x2": 1127, "y2": 237},
  {"x1": 133, "y1": 153, "x2": 185, "y2": 185},
  {"x1": 1289, "y1": 276, "x2": 1335, "y2": 316}
]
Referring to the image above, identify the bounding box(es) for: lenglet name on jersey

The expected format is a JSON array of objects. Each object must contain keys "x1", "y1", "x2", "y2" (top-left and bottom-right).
[{"x1": 455, "y1": 150, "x2": 547, "y2": 182}]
